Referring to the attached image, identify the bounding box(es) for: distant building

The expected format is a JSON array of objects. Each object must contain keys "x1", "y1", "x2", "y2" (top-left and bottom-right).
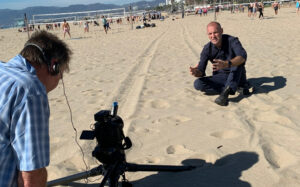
[
  {"x1": 166, "y1": 0, "x2": 184, "y2": 5},
  {"x1": 159, "y1": 3, "x2": 165, "y2": 7}
]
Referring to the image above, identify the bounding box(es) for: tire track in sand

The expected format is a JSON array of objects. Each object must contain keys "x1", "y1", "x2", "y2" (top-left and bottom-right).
[
  {"x1": 181, "y1": 25, "x2": 201, "y2": 59},
  {"x1": 233, "y1": 97, "x2": 298, "y2": 170},
  {"x1": 108, "y1": 28, "x2": 169, "y2": 134}
]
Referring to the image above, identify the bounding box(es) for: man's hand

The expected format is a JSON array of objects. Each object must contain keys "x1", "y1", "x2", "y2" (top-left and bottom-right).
[
  {"x1": 18, "y1": 168, "x2": 47, "y2": 187},
  {"x1": 190, "y1": 66, "x2": 203, "y2": 77},
  {"x1": 212, "y1": 59, "x2": 229, "y2": 71}
]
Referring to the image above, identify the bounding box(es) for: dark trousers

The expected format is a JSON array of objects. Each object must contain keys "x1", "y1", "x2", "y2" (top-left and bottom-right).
[
  {"x1": 259, "y1": 11, "x2": 263, "y2": 18},
  {"x1": 194, "y1": 65, "x2": 247, "y2": 94}
]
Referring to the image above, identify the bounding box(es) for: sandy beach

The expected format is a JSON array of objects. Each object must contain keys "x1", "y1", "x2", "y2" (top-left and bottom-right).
[{"x1": 1, "y1": 6, "x2": 300, "y2": 187}]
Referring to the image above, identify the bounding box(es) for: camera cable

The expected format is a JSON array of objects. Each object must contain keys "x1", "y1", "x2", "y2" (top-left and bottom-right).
[{"x1": 61, "y1": 75, "x2": 90, "y2": 183}]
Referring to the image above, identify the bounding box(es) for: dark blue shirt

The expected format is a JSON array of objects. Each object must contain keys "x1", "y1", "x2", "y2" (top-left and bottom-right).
[{"x1": 198, "y1": 34, "x2": 247, "y2": 76}]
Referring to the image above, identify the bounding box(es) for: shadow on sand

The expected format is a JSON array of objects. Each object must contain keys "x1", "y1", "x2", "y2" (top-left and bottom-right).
[
  {"x1": 230, "y1": 76, "x2": 287, "y2": 103},
  {"x1": 65, "y1": 151, "x2": 259, "y2": 187},
  {"x1": 131, "y1": 151, "x2": 259, "y2": 187},
  {"x1": 69, "y1": 36, "x2": 92, "y2": 40},
  {"x1": 263, "y1": 16, "x2": 278, "y2": 20}
]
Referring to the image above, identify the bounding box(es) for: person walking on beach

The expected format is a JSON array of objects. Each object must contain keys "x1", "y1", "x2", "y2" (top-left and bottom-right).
[
  {"x1": 258, "y1": 2, "x2": 264, "y2": 19},
  {"x1": 248, "y1": 3, "x2": 253, "y2": 17},
  {"x1": 101, "y1": 16, "x2": 108, "y2": 34},
  {"x1": 190, "y1": 21, "x2": 249, "y2": 106},
  {"x1": 106, "y1": 17, "x2": 111, "y2": 30},
  {"x1": 62, "y1": 19, "x2": 71, "y2": 38},
  {"x1": 0, "y1": 31, "x2": 72, "y2": 187},
  {"x1": 272, "y1": 1, "x2": 280, "y2": 15}
]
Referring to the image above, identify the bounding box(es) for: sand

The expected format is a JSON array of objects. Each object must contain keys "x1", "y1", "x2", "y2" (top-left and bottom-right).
[{"x1": 1, "y1": 6, "x2": 300, "y2": 187}]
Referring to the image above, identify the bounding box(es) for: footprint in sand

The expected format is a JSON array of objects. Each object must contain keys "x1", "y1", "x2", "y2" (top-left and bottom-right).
[
  {"x1": 143, "y1": 88, "x2": 164, "y2": 96},
  {"x1": 254, "y1": 111, "x2": 292, "y2": 125},
  {"x1": 271, "y1": 70, "x2": 284, "y2": 77},
  {"x1": 249, "y1": 102, "x2": 273, "y2": 111},
  {"x1": 148, "y1": 99, "x2": 170, "y2": 109},
  {"x1": 183, "y1": 88, "x2": 198, "y2": 96},
  {"x1": 146, "y1": 157, "x2": 161, "y2": 164},
  {"x1": 172, "y1": 115, "x2": 191, "y2": 123},
  {"x1": 128, "y1": 126, "x2": 151, "y2": 133},
  {"x1": 166, "y1": 145, "x2": 192, "y2": 154},
  {"x1": 210, "y1": 129, "x2": 242, "y2": 139},
  {"x1": 261, "y1": 142, "x2": 296, "y2": 169},
  {"x1": 51, "y1": 98, "x2": 63, "y2": 103},
  {"x1": 152, "y1": 115, "x2": 191, "y2": 125}
]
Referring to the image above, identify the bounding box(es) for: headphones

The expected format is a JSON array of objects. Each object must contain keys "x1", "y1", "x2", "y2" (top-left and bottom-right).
[{"x1": 24, "y1": 43, "x2": 60, "y2": 76}]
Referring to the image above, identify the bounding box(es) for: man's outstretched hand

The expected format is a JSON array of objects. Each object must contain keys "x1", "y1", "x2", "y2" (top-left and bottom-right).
[
  {"x1": 212, "y1": 59, "x2": 229, "y2": 71},
  {"x1": 190, "y1": 66, "x2": 203, "y2": 77}
]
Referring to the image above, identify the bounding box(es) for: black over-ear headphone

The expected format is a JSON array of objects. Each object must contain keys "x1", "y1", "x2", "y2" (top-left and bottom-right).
[{"x1": 24, "y1": 43, "x2": 60, "y2": 76}]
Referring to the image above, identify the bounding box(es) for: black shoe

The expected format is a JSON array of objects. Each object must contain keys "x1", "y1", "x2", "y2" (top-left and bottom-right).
[
  {"x1": 237, "y1": 87, "x2": 250, "y2": 95},
  {"x1": 237, "y1": 82, "x2": 251, "y2": 95},
  {"x1": 215, "y1": 86, "x2": 231, "y2": 106}
]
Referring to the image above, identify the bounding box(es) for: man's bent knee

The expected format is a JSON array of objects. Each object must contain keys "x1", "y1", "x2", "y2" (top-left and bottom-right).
[{"x1": 194, "y1": 79, "x2": 205, "y2": 91}]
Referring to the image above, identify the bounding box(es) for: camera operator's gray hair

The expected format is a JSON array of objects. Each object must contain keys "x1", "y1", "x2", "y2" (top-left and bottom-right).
[{"x1": 20, "y1": 30, "x2": 72, "y2": 72}]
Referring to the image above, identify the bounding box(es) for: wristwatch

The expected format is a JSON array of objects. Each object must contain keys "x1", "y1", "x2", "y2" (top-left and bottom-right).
[{"x1": 228, "y1": 60, "x2": 232, "y2": 68}]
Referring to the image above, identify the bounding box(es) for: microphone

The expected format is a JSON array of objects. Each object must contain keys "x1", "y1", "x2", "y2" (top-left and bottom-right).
[{"x1": 111, "y1": 102, "x2": 118, "y2": 117}]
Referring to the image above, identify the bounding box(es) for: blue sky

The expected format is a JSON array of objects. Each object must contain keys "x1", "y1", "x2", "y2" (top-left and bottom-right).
[{"x1": 0, "y1": 0, "x2": 151, "y2": 10}]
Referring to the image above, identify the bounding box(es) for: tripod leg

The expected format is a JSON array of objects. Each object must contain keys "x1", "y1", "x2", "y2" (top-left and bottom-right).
[
  {"x1": 100, "y1": 162, "x2": 123, "y2": 187},
  {"x1": 47, "y1": 165, "x2": 104, "y2": 186},
  {"x1": 125, "y1": 163, "x2": 195, "y2": 172}
]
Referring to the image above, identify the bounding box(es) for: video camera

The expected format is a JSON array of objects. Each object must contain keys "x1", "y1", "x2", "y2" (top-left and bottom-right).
[
  {"x1": 48, "y1": 102, "x2": 195, "y2": 187},
  {"x1": 80, "y1": 102, "x2": 132, "y2": 165}
]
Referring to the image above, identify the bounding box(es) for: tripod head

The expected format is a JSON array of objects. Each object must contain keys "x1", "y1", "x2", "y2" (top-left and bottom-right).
[{"x1": 80, "y1": 102, "x2": 132, "y2": 165}]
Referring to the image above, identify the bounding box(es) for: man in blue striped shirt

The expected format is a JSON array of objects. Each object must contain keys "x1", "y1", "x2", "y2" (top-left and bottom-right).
[{"x1": 0, "y1": 31, "x2": 72, "y2": 186}]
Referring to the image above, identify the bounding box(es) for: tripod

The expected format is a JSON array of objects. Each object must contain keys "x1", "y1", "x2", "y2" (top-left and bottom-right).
[
  {"x1": 47, "y1": 103, "x2": 195, "y2": 186},
  {"x1": 47, "y1": 160, "x2": 195, "y2": 187}
]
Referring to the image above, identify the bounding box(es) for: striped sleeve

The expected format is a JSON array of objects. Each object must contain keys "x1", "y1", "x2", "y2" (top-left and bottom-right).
[{"x1": 11, "y1": 93, "x2": 50, "y2": 171}]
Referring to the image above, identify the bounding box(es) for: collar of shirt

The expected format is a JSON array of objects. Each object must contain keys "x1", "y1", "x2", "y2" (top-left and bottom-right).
[{"x1": 4, "y1": 55, "x2": 37, "y2": 75}]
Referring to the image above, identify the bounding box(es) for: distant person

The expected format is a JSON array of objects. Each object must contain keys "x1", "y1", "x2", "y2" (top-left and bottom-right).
[
  {"x1": 252, "y1": 2, "x2": 258, "y2": 17},
  {"x1": 258, "y1": 2, "x2": 264, "y2": 19},
  {"x1": 0, "y1": 30, "x2": 72, "y2": 187},
  {"x1": 101, "y1": 16, "x2": 108, "y2": 34},
  {"x1": 203, "y1": 8, "x2": 208, "y2": 16},
  {"x1": 198, "y1": 8, "x2": 203, "y2": 16},
  {"x1": 62, "y1": 19, "x2": 71, "y2": 38},
  {"x1": 296, "y1": 0, "x2": 300, "y2": 15},
  {"x1": 94, "y1": 20, "x2": 99, "y2": 26},
  {"x1": 215, "y1": 6, "x2": 220, "y2": 16},
  {"x1": 230, "y1": 5, "x2": 234, "y2": 13},
  {"x1": 190, "y1": 22, "x2": 249, "y2": 106},
  {"x1": 84, "y1": 20, "x2": 89, "y2": 33},
  {"x1": 143, "y1": 13, "x2": 147, "y2": 23},
  {"x1": 272, "y1": 1, "x2": 280, "y2": 15},
  {"x1": 248, "y1": 3, "x2": 252, "y2": 17},
  {"x1": 106, "y1": 17, "x2": 111, "y2": 30},
  {"x1": 240, "y1": 5, "x2": 245, "y2": 13}
]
